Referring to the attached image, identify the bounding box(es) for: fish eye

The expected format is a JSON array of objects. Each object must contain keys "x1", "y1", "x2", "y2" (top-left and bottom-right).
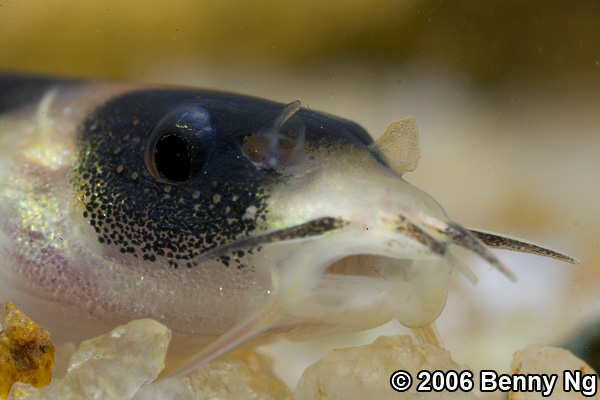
[{"x1": 145, "y1": 105, "x2": 216, "y2": 183}]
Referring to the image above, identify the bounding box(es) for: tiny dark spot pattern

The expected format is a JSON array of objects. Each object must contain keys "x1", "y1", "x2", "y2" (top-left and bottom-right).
[
  {"x1": 70, "y1": 87, "x2": 376, "y2": 271},
  {"x1": 71, "y1": 89, "x2": 283, "y2": 269}
]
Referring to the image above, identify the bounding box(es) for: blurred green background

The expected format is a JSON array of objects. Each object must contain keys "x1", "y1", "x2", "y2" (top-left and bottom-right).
[{"x1": 2, "y1": 0, "x2": 600, "y2": 87}]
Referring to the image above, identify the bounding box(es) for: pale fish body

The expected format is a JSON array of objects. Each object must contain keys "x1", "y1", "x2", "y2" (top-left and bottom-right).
[{"x1": 0, "y1": 73, "x2": 576, "y2": 376}]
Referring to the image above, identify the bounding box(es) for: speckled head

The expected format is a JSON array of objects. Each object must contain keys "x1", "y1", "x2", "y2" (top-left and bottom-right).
[
  {"x1": 0, "y1": 75, "x2": 576, "y2": 377},
  {"x1": 72, "y1": 89, "x2": 374, "y2": 270}
]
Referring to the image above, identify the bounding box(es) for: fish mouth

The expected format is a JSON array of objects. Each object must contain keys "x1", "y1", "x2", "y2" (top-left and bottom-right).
[
  {"x1": 171, "y1": 211, "x2": 575, "y2": 378},
  {"x1": 189, "y1": 213, "x2": 515, "y2": 330},
  {"x1": 191, "y1": 213, "x2": 522, "y2": 285},
  {"x1": 191, "y1": 212, "x2": 576, "y2": 329}
]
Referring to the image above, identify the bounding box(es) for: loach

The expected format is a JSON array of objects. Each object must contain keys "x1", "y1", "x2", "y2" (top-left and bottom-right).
[{"x1": 0, "y1": 72, "x2": 577, "y2": 377}]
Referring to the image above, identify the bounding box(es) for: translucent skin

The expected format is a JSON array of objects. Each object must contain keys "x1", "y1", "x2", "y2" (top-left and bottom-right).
[
  {"x1": 0, "y1": 75, "x2": 573, "y2": 373},
  {"x1": 0, "y1": 78, "x2": 275, "y2": 345},
  {"x1": 0, "y1": 74, "x2": 448, "y2": 340}
]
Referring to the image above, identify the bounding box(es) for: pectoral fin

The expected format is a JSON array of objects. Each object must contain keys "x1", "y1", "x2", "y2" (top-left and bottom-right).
[{"x1": 369, "y1": 116, "x2": 421, "y2": 174}]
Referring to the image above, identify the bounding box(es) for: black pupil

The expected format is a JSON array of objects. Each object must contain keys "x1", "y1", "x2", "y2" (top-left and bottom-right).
[{"x1": 154, "y1": 134, "x2": 192, "y2": 182}]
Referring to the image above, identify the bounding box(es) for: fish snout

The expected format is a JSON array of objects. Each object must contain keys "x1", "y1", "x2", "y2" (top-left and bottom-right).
[{"x1": 264, "y1": 165, "x2": 460, "y2": 329}]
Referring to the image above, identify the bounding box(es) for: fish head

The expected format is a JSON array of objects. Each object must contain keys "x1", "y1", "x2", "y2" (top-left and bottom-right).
[
  {"x1": 0, "y1": 77, "x2": 575, "y2": 378},
  {"x1": 251, "y1": 109, "x2": 455, "y2": 331},
  {"x1": 72, "y1": 87, "x2": 470, "y2": 338}
]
